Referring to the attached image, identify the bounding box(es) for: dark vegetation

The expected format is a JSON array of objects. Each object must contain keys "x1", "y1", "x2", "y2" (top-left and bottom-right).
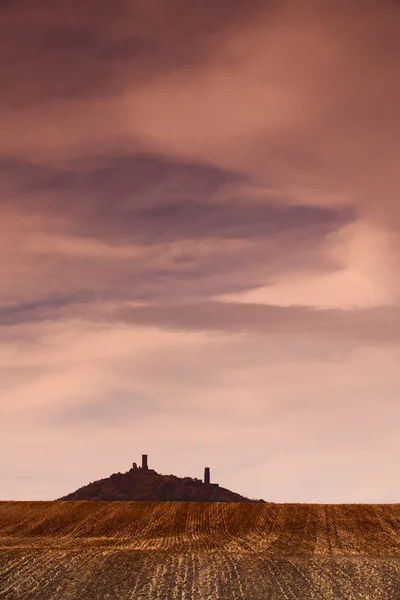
[{"x1": 59, "y1": 467, "x2": 259, "y2": 502}]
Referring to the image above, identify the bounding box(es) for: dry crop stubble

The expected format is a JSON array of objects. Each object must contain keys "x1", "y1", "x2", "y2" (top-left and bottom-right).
[{"x1": 0, "y1": 501, "x2": 399, "y2": 599}]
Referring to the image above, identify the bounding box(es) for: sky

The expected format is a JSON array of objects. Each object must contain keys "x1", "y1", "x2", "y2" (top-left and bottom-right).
[{"x1": 1, "y1": 0, "x2": 400, "y2": 503}]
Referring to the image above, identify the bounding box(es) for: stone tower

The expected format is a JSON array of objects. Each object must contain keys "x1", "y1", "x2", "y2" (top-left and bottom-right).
[
  {"x1": 142, "y1": 454, "x2": 148, "y2": 470},
  {"x1": 204, "y1": 467, "x2": 210, "y2": 484}
]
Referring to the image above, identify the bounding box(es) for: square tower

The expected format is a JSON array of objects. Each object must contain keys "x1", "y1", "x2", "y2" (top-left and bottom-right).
[{"x1": 204, "y1": 467, "x2": 210, "y2": 484}]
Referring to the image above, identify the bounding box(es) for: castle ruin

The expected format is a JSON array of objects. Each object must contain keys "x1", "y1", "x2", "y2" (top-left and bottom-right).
[
  {"x1": 204, "y1": 467, "x2": 210, "y2": 485},
  {"x1": 131, "y1": 455, "x2": 218, "y2": 486},
  {"x1": 131, "y1": 454, "x2": 152, "y2": 473}
]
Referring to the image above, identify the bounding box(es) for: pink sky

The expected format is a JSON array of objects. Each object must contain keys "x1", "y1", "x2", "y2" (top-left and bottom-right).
[{"x1": 1, "y1": 0, "x2": 399, "y2": 502}]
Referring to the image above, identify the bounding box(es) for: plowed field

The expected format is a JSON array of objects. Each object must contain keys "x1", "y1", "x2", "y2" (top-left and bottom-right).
[{"x1": 0, "y1": 501, "x2": 398, "y2": 599}]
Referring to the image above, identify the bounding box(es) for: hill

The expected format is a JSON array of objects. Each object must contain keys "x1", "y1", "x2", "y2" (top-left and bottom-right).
[
  {"x1": 58, "y1": 455, "x2": 260, "y2": 502},
  {"x1": 0, "y1": 501, "x2": 398, "y2": 599},
  {"x1": 58, "y1": 466, "x2": 256, "y2": 502}
]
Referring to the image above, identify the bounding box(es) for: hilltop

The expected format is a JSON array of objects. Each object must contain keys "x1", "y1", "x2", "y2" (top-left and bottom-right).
[{"x1": 59, "y1": 455, "x2": 259, "y2": 502}]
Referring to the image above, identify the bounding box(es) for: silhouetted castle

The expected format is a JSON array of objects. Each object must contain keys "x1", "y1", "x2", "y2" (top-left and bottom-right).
[
  {"x1": 203, "y1": 465, "x2": 219, "y2": 488},
  {"x1": 131, "y1": 455, "x2": 219, "y2": 486},
  {"x1": 59, "y1": 452, "x2": 262, "y2": 501},
  {"x1": 131, "y1": 454, "x2": 157, "y2": 475},
  {"x1": 204, "y1": 467, "x2": 210, "y2": 484}
]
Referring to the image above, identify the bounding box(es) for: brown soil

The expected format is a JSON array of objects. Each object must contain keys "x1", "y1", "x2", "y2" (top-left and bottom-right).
[{"x1": 0, "y1": 501, "x2": 398, "y2": 599}]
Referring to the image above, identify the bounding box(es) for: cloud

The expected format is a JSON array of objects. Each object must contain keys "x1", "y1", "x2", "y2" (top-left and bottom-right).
[
  {"x1": 1, "y1": 315, "x2": 399, "y2": 502},
  {"x1": 0, "y1": 0, "x2": 270, "y2": 159},
  {"x1": 218, "y1": 220, "x2": 400, "y2": 308},
  {"x1": 114, "y1": 301, "x2": 400, "y2": 344},
  {"x1": 50, "y1": 390, "x2": 157, "y2": 427},
  {"x1": 0, "y1": 152, "x2": 352, "y2": 242},
  {"x1": 123, "y1": 0, "x2": 400, "y2": 236},
  {"x1": 0, "y1": 153, "x2": 246, "y2": 234},
  {"x1": 0, "y1": 292, "x2": 96, "y2": 326},
  {"x1": 0, "y1": 151, "x2": 354, "y2": 309},
  {"x1": 0, "y1": 0, "x2": 269, "y2": 107}
]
